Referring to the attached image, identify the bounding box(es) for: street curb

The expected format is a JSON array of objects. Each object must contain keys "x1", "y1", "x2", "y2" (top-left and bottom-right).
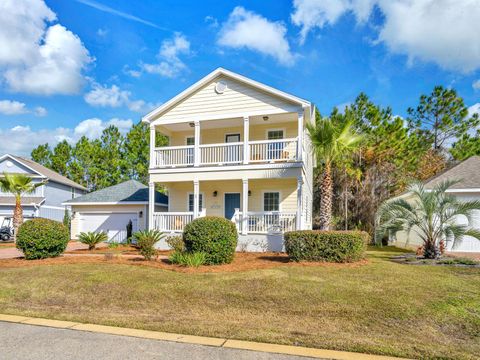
[{"x1": 0, "y1": 314, "x2": 411, "y2": 360}]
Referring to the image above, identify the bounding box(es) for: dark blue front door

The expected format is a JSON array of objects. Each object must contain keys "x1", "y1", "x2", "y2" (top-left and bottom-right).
[{"x1": 224, "y1": 193, "x2": 240, "y2": 220}]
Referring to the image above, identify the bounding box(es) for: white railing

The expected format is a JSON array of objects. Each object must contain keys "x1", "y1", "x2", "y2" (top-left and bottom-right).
[
  {"x1": 154, "y1": 145, "x2": 194, "y2": 168},
  {"x1": 200, "y1": 142, "x2": 243, "y2": 165},
  {"x1": 152, "y1": 138, "x2": 300, "y2": 168},
  {"x1": 234, "y1": 211, "x2": 297, "y2": 233},
  {"x1": 249, "y1": 138, "x2": 298, "y2": 163},
  {"x1": 153, "y1": 212, "x2": 194, "y2": 232}
]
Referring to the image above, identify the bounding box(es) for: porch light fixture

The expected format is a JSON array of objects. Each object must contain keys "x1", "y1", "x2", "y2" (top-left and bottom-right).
[
  {"x1": 213, "y1": 191, "x2": 218, "y2": 197},
  {"x1": 139, "y1": 211, "x2": 143, "y2": 218},
  {"x1": 189, "y1": 122, "x2": 195, "y2": 128},
  {"x1": 248, "y1": 190, "x2": 252, "y2": 196},
  {"x1": 263, "y1": 116, "x2": 269, "y2": 121}
]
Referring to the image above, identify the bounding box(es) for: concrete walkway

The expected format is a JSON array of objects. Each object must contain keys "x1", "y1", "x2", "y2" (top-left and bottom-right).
[
  {"x1": 0, "y1": 321, "x2": 316, "y2": 360},
  {"x1": 0, "y1": 241, "x2": 98, "y2": 259}
]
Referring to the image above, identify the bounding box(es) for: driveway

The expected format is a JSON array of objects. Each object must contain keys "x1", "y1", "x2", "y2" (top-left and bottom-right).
[
  {"x1": 0, "y1": 321, "x2": 317, "y2": 360},
  {"x1": 0, "y1": 241, "x2": 92, "y2": 259}
]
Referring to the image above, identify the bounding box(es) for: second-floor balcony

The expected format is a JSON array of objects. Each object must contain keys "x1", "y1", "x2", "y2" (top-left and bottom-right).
[{"x1": 152, "y1": 137, "x2": 299, "y2": 168}]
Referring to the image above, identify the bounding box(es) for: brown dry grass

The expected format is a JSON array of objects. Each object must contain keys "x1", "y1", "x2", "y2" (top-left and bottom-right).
[{"x1": 0, "y1": 247, "x2": 479, "y2": 359}]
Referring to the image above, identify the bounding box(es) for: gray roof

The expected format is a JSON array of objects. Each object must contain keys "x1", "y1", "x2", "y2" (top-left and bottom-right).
[
  {"x1": 65, "y1": 180, "x2": 168, "y2": 205},
  {"x1": 0, "y1": 196, "x2": 44, "y2": 205},
  {"x1": 424, "y1": 156, "x2": 480, "y2": 190},
  {"x1": 11, "y1": 155, "x2": 86, "y2": 191}
]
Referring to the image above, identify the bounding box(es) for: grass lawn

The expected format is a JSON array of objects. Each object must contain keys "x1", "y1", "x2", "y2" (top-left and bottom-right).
[{"x1": 0, "y1": 247, "x2": 479, "y2": 359}]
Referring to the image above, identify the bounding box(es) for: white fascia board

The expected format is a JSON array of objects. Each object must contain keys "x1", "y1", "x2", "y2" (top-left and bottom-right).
[
  {"x1": 64, "y1": 201, "x2": 169, "y2": 207},
  {"x1": 149, "y1": 162, "x2": 303, "y2": 174},
  {"x1": 0, "y1": 154, "x2": 44, "y2": 177},
  {"x1": 142, "y1": 67, "x2": 311, "y2": 123}
]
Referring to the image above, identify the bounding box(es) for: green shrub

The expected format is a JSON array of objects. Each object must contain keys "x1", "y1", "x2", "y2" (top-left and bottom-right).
[
  {"x1": 169, "y1": 251, "x2": 206, "y2": 267},
  {"x1": 78, "y1": 231, "x2": 108, "y2": 250},
  {"x1": 183, "y1": 216, "x2": 238, "y2": 265},
  {"x1": 284, "y1": 230, "x2": 366, "y2": 263},
  {"x1": 133, "y1": 230, "x2": 164, "y2": 260},
  {"x1": 16, "y1": 218, "x2": 69, "y2": 260},
  {"x1": 166, "y1": 235, "x2": 184, "y2": 252}
]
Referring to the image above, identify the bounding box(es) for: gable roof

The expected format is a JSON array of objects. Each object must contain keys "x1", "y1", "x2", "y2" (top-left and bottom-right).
[
  {"x1": 142, "y1": 67, "x2": 311, "y2": 123},
  {"x1": 64, "y1": 180, "x2": 168, "y2": 205},
  {"x1": 424, "y1": 156, "x2": 480, "y2": 190},
  {"x1": 2, "y1": 155, "x2": 86, "y2": 191}
]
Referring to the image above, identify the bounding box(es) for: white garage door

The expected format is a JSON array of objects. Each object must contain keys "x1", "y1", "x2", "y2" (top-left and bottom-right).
[{"x1": 79, "y1": 213, "x2": 138, "y2": 242}]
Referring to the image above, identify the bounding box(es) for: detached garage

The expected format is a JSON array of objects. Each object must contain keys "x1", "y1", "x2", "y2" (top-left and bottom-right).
[{"x1": 64, "y1": 180, "x2": 168, "y2": 242}]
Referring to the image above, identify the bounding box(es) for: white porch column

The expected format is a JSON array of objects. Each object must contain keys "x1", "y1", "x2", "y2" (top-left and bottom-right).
[
  {"x1": 296, "y1": 176, "x2": 303, "y2": 230},
  {"x1": 148, "y1": 181, "x2": 155, "y2": 230},
  {"x1": 194, "y1": 120, "x2": 200, "y2": 167},
  {"x1": 242, "y1": 178, "x2": 249, "y2": 235},
  {"x1": 193, "y1": 180, "x2": 200, "y2": 219},
  {"x1": 149, "y1": 126, "x2": 156, "y2": 168},
  {"x1": 297, "y1": 110, "x2": 304, "y2": 161},
  {"x1": 243, "y1": 116, "x2": 249, "y2": 164}
]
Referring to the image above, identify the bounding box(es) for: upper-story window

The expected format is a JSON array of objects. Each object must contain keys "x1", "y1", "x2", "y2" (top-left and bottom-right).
[
  {"x1": 267, "y1": 130, "x2": 285, "y2": 160},
  {"x1": 267, "y1": 130, "x2": 284, "y2": 140},
  {"x1": 186, "y1": 136, "x2": 195, "y2": 145}
]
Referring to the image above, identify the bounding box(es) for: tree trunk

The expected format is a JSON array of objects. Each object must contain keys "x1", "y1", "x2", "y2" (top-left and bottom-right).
[
  {"x1": 319, "y1": 162, "x2": 333, "y2": 230},
  {"x1": 13, "y1": 195, "x2": 23, "y2": 243},
  {"x1": 423, "y1": 237, "x2": 440, "y2": 259}
]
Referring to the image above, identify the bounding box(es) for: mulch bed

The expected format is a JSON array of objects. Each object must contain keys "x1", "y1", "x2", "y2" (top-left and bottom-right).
[
  {"x1": 391, "y1": 254, "x2": 480, "y2": 267},
  {"x1": 0, "y1": 252, "x2": 368, "y2": 273}
]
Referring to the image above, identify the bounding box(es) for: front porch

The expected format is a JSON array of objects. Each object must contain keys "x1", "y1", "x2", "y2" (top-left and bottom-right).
[{"x1": 149, "y1": 178, "x2": 304, "y2": 236}]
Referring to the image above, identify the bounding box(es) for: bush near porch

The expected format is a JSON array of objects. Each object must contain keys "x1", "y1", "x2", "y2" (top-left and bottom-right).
[
  {"x1": 16, "y1": 218, "x2": 69, "y2": 260},
  {"x1": 183, "y1": 216, "x2": 238, "y2": 265},
  {"x1": 284, "y1": 230, "x2": 368, "y2": 262}
]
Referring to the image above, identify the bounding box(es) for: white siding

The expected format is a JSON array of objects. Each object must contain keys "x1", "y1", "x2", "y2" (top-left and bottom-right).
[{"x1": 155, "y1": 76, "x2": 301, "y2": 122}]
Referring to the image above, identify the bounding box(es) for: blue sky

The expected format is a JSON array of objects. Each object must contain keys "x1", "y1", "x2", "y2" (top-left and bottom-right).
[{"x1": 1, "y1": 0, "x2": 479, "y2": 155}]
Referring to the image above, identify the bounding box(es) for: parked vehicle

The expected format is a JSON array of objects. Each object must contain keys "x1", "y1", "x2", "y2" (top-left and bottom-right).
[{"x1": 0, "y1": 217, "x2": 13, "y2": 241}]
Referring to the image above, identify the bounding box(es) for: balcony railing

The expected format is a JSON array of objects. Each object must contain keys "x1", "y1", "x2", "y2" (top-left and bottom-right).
[
  {"x1": 152, "y1": 137, "x2": 299, "y2": 168},
  {"x1": 200, "y1": 141, "x2": 243, "y2": 165},
  {"x1": 249, "y1": 138, "x2": 298, "y2": 163}
]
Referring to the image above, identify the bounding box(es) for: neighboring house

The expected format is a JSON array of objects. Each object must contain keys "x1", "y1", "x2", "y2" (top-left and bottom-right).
[
  {"x1": 393, "y1": 156, "x2": 480, "y2": 253},
  {"x1": 65, "y1": 180, "x2": 168, "y2": 242},
  {"x1": 0, "y1": 154, "x2": 86, "y2": 225},
  {"x1": 143, "y1": 68, "x2": 314, "y2": 251}
]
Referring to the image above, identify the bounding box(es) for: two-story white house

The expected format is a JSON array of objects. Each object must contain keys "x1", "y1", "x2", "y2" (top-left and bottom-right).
[{"x1": 144, "y1": 68, "x2": 314, "y2": 251}]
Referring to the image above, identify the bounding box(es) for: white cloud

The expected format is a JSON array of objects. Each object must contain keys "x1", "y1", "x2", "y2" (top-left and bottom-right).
[
  {"x1": 218, "y1": 7, "x2": 296, "y2": 66},
  {"x1": 34, "y1": 106, "x2": 48, "y2": 117},
  {"x1": 0, "y1": 99, "x2": 47, "y2": 116},
  {"x1": 74, "y1": 118, "x2": 131, "y2": 138},
  {"x1": 291, "y1": 0, "x2": 480, "y2": 73},
  {"x1": 473, "y1": 80, "x2": 480, "y2": 91},
  {"x1": 0, "y1": 118, "x2": 134, "y2": 156},
  {"x1": 84, "y1": 83, "x2": 157, "y2": 113},
  {"x1": 140, "y1": 33, "x2": 191, "y2": 78},
  {"x1": 468, "y1": 103, "x2": 480, "y2": 118},
  {"x1": 0, "y1": 0, "x2": 93, "y2": 95},
  {"x1": 0, "y1": 100, "x2": 28, "y2": 115}
]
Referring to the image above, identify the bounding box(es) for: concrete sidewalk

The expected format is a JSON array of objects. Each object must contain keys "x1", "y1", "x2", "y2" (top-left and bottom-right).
[
  {"x1": 0, "y1": 314, "x2": 410, "y2": 360},
  {"x1": 0, "y1": 321, "x2": 316, "y2": 360}
]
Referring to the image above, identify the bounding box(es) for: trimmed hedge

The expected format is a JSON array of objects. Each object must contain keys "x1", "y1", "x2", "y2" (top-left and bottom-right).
[
  {"x1": 284, "y1": 230, "x2": 367, "y2": 263},
  {"x1": 16, "y1": 218, "x2": 69, "y2": 260},
  {"x1": 183, "y1": 216, "x2": 238, "y2": 265}
]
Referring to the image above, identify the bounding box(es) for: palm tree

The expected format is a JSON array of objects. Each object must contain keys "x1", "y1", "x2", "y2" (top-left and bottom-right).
[
  {"x1": 376, "y1": 180, "x2": 480, "y2": 259},
  {"x1": 0, "y1": 173, "x2": 47, "y2": 241},
  {"x1": 307, "y1": 114, "x2": 362, "y2": 229}
]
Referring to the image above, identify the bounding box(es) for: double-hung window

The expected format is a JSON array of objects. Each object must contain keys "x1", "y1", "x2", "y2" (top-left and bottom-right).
[
  {"x1": 263, "y1": 192, "x2": 280, "y2": 212},
  {"x1": 188, "y1": 193, "x2": 203, "y2": 212},
  {"x1": 267, "y1": 130, "x2": 284, "y2": 160}
]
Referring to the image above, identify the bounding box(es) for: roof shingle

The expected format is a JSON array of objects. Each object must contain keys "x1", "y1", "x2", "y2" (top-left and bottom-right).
[
  {"x1": 64, "y1": 180, "x2": 168, "y2": 205},
  {"x1": 424, "y1": 156, "x2": 480, "y2": 190}
]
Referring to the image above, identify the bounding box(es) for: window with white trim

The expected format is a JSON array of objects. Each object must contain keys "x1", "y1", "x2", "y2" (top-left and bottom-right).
[
  {"x1": 188, "y1": 193, "x2": 203, "y2": 212},
  {"x1": 263, "y1": 192, "x2": 280, "y2": 211}
]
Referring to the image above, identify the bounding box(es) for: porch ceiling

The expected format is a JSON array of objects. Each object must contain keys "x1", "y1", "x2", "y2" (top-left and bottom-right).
[{"x1": 157, "y1": 112, "x2": 298, "y2": 132}]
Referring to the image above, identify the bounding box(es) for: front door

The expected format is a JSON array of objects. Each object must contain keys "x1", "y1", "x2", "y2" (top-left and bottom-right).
[{"x1": 224, "y1": 193, "x2": 240, "y2": 220}]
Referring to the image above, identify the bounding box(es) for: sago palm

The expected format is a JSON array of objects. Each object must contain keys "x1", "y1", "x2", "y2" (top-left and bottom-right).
[
  {"x1": 376, "y1": 180, "x2": 480, "y2": 259},
  {"x1": 0, "y1": 172, "x2": 47, "y2": 241},
  {"x1": 307, "y1": 115, "x2": 362, "y2": 229}
]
